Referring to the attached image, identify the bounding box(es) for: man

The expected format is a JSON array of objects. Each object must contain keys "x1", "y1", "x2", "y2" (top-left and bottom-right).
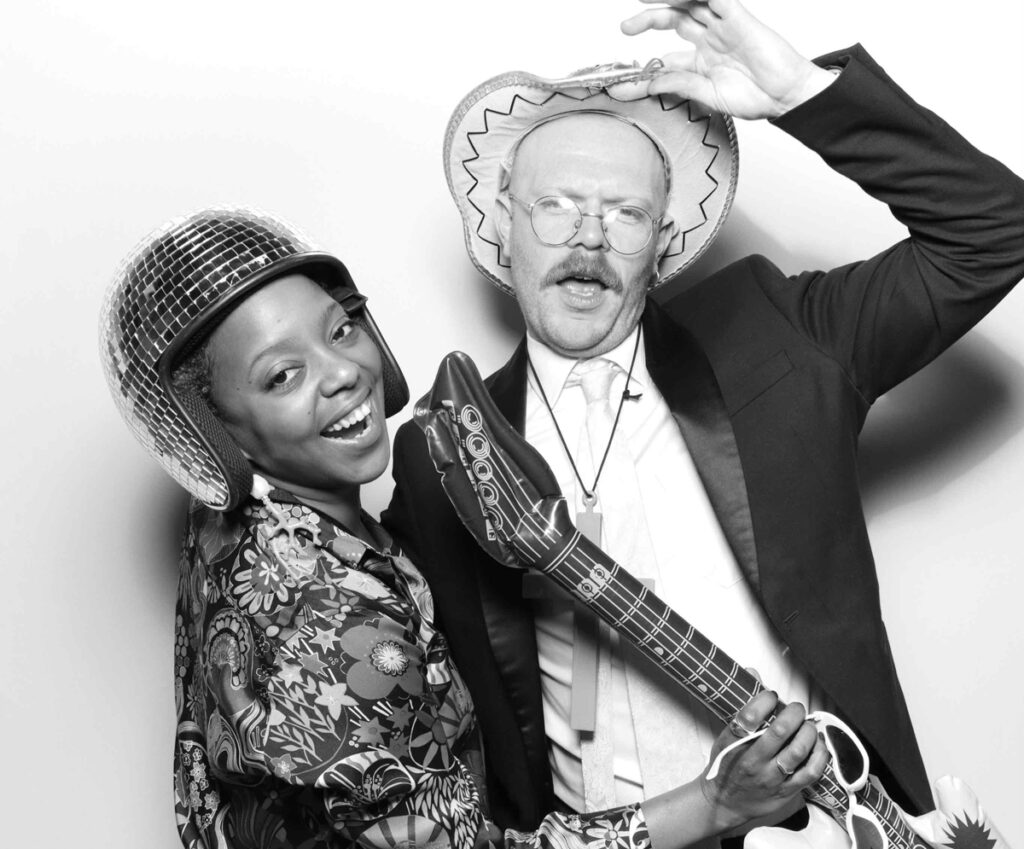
[{"x1": 383, "y1": 0, "x2": 1024, "y2": 837}]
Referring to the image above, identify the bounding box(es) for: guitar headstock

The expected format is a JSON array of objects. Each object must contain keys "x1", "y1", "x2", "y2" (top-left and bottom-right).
[{"x1": 415, "y1": 352, "x2": 574, "y2": 572}]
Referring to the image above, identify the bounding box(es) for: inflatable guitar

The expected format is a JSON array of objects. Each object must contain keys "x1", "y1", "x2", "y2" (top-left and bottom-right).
[{"x1": 414, "y1": 352, "x2": 1009, "y2": 849}]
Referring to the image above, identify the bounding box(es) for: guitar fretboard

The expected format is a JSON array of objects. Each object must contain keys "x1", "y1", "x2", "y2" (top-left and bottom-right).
[
  {"x1": 423, "y1": 363, "x2": 930, "y2": 849},
  {"x1": 510, "y1": 508, "x2": 927, "y2": 849}
]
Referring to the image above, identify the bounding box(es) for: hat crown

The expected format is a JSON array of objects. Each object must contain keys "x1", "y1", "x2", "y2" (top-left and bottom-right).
[{"x1": 443, "y1": 63, "x2": 738, "y2": 293}]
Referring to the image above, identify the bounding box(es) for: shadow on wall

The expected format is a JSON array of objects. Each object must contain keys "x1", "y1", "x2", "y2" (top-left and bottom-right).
[
  {"x1": 654, "y1": 208, "x2": 835, "y2": 303},
  {"x1": 476, "y1": 267, "x2": 527, "y2": 339},
  {"x1": 858, "y1": 334, "x2": 1024, "y2": 514},
  {"x1": 151, "y1": 480, "x2": 190, "y2": 584},
  {"x1": 661, "y1": 207, "x2": 1024, "y2": 517}
]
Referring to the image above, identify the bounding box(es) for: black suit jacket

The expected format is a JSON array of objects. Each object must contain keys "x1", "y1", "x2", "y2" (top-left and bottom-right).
[{"x1": 382, "y1": 45, "x2": 1024, "y2": 828}]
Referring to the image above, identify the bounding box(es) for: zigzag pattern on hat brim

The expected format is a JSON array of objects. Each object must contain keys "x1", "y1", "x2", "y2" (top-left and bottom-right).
[{"x1": 444, "y1": 70, "x2": 738, "y2": 294}]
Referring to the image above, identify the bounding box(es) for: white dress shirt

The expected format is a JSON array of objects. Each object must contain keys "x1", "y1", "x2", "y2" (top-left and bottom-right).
[{"x1": 525, "y1": 327, "x2": 825, "y2": 810}]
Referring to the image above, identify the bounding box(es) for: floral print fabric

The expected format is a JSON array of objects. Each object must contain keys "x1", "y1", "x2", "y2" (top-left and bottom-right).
[{"x1": 174, "y1": 493, "x2": 650, "y2": 849}]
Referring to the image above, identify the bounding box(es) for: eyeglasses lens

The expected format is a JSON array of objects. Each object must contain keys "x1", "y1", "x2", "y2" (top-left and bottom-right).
[
  {"x1": 847, "y1": 806, "x2": 888, "y2": 849},
  {"x1": 604, "y1": 206, "x2": 654, "y2": 254},
  {"x1": 823, "y1": 723, "x2": 868, "y2": 791},
  {"x1": 531, "y1": 197, "x2": 581, "y2": 245},
  {"x1": 530, "y1": 197, "x2": 654, "y2": 254}
]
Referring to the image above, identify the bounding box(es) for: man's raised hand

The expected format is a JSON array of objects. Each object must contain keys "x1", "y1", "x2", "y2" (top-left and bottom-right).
[{"x1": 621, "y1": 0, "x2": 835, "y2": 119}]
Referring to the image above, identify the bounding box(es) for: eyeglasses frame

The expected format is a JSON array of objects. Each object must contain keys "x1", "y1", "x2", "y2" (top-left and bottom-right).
[{"x1": 507, "y1": 192, "x2": 663, "y2": 256}]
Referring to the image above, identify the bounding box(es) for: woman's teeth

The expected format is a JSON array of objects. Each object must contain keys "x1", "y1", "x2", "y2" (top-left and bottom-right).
[{"x1": 322, "y1": 400, "x2": 372, "y2": 439}]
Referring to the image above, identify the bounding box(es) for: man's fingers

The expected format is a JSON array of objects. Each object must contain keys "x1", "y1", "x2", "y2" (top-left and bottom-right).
[
  {"x1": 788, "y1": 732, "x2": 831, "y2": 787},
  {"x1": 731, "y1": 689, "x2": 778, "y2": 734},
  {"x1": 634, "y1": 0, "x2": 708, "y2": 6},
  {"x1": 706, "y1": 0, "x2": 738, "y2": 19},
  {"x1": 655, "y1": 0, "x2": 734, "y2": 18},
  {"x1": 621, "y1": 8, "x2": 708, "y2": 41},
  {"x1": 774, "y1": 720, "x2": 818, "y2": 774},
  {"x1": 753, "y1": 701, "x2": 806, "y2": 757},
  {"x1": 658, "y1": 50, "x2": 698, "y2": 73},
  {"x1": 621, "y1": 9, "x2": 679, "y2": 36},
  {"x1": 629, "y1": 0, "x2": 719, "y2": 23},
  {"x1": 634, "y1": 0, "x2": 716, "y2": 9},
  {"x1": 647, "y1": 69, "x2": 715, "y2": 105},
  {"x1": 687, "y1": 3, "x2": 718, "y2": 26}
]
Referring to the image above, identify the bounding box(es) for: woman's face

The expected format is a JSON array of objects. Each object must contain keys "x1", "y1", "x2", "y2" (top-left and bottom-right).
[{"x1": 207, "y1": 273, "x2": 390, "y2": 501}]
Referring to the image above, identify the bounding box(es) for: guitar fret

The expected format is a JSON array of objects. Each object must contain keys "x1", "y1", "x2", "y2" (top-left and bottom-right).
[
  {"x1": 582, "y1": 559, "x2": 757, "y2": 710},
  {"x1": 614, "y1": 587, "x2": 654, "y2": 628},
  {"x1": 536, "y1": 530, "x2": 582, "y2": 575},
  {"x1": 531, "y1": 521, "x2": 918, "y2": 847},
  {"x1": 434, "y1": 382, "x2": 946, "y2": 849},
  {"x1": 435, "y1": 368, "x2": 945, "y2": 849},
  {"x1": 586, "y1": 594, "x2": 751, "y2": 717}
]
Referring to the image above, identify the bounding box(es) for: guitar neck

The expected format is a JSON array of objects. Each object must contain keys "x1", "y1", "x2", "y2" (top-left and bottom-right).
[
  {"x1": 535, "y1": 525, "x2": 761, "y2": 720},
  {"x1": 418, "y1": 349, "x2": 932, "y2": 849},
  {"x1": 524, "y1": 521, "x2": 928, "y2": 848}
]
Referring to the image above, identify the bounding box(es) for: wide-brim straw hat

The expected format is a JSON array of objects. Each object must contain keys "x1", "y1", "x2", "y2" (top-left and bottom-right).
[{"x1": 443, "y1": 61, "x2": 738, "y2": 294}]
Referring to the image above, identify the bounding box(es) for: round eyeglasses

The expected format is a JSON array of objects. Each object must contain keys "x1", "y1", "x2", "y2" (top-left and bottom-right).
[{"x1": 508, "y1": 193, "x2": 661, "y2": 255}]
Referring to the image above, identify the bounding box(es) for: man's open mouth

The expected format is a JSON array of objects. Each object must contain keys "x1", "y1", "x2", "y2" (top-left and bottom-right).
[
  {"x1": 557, "y1": 275, "x2": 610, "y2": 298},
  {"x1": 559, "y1": 274, "x2": 606, "y2": 286},
  {"x1": 322, "y1": 400, "x2": 373, "y2": 441}
]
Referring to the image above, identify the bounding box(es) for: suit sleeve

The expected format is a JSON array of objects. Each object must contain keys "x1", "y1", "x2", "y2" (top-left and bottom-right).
[
  {"x1": 381, "y1": 419, "x2": 453, "y2": 631},
  {"x1": 757, "y1": 44, "x2": 1024, "y2": 403},
  {"x1": 381, "y1": 421, "x2": 430, "y2": 567}
]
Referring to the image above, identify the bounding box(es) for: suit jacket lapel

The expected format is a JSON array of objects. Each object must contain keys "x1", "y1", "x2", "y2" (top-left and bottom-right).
[
  {"x1": 474, "y1": 339, "x2": 551, "y2": 766},
  {"x1": 486, "y1": 337, "x2": 529, "y2": 431},
  {"x1": 471, "y1": 315, "x2": 759, "y2": 765},
  {"x1": 643, "y1": 301, "x2": 761, "y2": 592},
  {"x1": 485, "y1": 318, "x2": 760, "y2": 590}
]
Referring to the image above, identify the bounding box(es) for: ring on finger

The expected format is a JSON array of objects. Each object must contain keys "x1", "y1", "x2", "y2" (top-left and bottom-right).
[{"x1": 775, "y1": 758, "x2": 795, "y2": 779}]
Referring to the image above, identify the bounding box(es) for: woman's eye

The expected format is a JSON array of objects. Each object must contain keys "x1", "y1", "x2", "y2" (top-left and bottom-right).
[
  {"x1": 332, "y1": 321, "x2": 357, "y2": 343},
  {"x1": 266, "y1": 367, "x2": 299, "y2": 389}
]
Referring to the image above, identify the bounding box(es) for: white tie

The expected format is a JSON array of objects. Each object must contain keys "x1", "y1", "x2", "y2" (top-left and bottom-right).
[
  {"x1": 574, "y1": 359, "x2": 717, "y2": 819},
  {"x1": 574, "y1": 359, "x2": 624, "y2": 810},
  {"x1": 577, "y1": 360, "x2": 653, "y2": 573}
]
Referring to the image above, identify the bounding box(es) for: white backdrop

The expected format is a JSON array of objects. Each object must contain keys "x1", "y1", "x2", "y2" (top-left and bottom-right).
[{"x1": 1, "y1": 1, "x2": 1021, "y2": 846}]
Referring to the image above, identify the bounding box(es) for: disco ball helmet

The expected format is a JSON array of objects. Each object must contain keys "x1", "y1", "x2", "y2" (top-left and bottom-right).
[{"x1": 99, "y1": 207, "x2": 410, "y2": 511}]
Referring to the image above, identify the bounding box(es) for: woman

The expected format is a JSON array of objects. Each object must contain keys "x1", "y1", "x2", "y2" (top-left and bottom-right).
[{"x1": 99, "y1": 208, "x2": 826, "y2": 849}]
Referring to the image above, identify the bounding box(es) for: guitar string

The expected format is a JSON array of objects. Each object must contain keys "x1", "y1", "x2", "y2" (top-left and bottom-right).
[
  {"x1": 481, "y1": 445, "x2": 761, "y2": 714},
  {"x1": 438, "y1": 381, "x2": 924, "y2": 847},
  {"x1": 514, "y1": 518, "x2": 757, "y2": 714},
  {"x1": 486, "y1": 463, "x2": 767, "y2": 719},
  {"x1": 484, "y1": 453, "x2": 764, "y2": 714},
  {"x1": 535, "y1": 526, "x2": 919, "y2": 848},
  {"x1": 475, "y1": 444, "x2": 918, "y2": 843},
  {"x1": 508, "y1": 501, "x2": 855, "y2": 811},
  {"x1": 462, "y1": 393, "x2": 767, "y2": 717},
  {"x1": 455, "y1": 408, "x2": 919, "y2": 846},
  {"x1": 497, "y1": 497, "x2": 916, "y2": 845}
]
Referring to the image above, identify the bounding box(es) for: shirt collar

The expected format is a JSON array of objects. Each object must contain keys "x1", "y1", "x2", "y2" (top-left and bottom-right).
[
  {"x1": 261, "y1": 487, "x2": 396, "y2": 558},
  {"x1": 525, "y1": 326, "x2": 647, "y2": 407}
]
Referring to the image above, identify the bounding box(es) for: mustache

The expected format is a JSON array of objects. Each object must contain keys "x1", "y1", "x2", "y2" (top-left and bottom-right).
[{"x1": 543, "y1": 253, "x2": 622, "y2": 292}]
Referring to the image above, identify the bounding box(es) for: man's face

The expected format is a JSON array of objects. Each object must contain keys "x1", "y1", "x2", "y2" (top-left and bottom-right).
[
  {"x1": 499, "y1": 113, "x2": 671, "y2": 358},
  {"x1": 207, "y1": 273, "x2": 390, "y2": 502}
]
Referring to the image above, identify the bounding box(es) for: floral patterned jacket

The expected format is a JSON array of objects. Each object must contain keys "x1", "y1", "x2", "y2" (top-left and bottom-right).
[{"x1": 174, "y1": 490, "x2": 650, "y2": 849}]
